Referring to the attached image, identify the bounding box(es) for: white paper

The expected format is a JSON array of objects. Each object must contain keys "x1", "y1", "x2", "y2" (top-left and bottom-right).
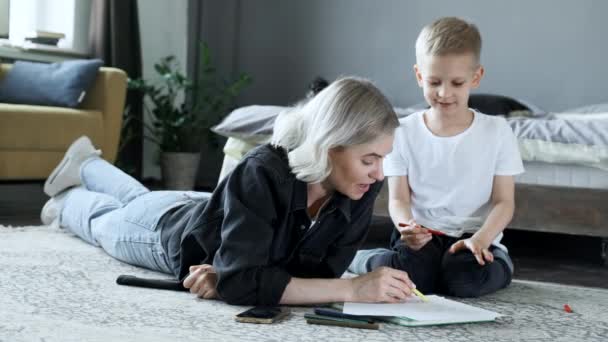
[{"x1": 343, "y1": 295, "x2": 501, "y2": 322}]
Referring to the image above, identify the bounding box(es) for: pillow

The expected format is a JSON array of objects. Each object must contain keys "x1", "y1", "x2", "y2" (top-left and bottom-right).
[
  {"x1": 0, "y1": 59, "x2": 103, "y2": 108},
  {"x1": 403, "y1": 94, "x2": 545, "y2": 116},
  {"x1": 211, "y1": 94, "x2": 546, "y2": 143},
  {"x1": 212, "y1": 105, "x2": 421, "y2": 143},
  {"x1": 211, "y1": 105, "x2": 285, "y2": 144},
  {"x1": 468, "y1": 94, "x2": 541, "y2": 116}
]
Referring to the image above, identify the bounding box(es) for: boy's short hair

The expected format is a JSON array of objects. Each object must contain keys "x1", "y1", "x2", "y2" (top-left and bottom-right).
[{"x1": 415, "y1": 17, "x2": 482, "y2": 65}]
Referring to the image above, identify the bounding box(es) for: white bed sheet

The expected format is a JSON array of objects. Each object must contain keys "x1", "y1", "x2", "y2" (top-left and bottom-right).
[{"x1": 516, "y1": 161, "x2": 608, "y2": 189}]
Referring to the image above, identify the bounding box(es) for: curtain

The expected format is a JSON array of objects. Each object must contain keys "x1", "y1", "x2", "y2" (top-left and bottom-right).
[
  {"x1": 187, "y1": 0, "x2": 242, "y2": 189},
  {"x1": 89, "y1": 0, "x2": 143, "y2": 179}
]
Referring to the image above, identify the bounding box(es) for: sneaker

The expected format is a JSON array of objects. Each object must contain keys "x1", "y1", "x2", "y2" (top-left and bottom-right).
[
  {"x1": 40, "y1": 191, "x2": 68, "y2": 226},
  {"x1": 43, "y1": 136, "x2": 101, "y2": 197}
]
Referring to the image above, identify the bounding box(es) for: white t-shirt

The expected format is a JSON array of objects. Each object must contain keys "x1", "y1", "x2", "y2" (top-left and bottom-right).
[{"x1": 384, "y1": 110, "x2": 524, "y2": 248}]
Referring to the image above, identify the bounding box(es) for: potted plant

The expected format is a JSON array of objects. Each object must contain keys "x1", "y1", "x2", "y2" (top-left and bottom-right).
[{"x1": 127, "y1": 43, "x2": 252, "y2": 189}]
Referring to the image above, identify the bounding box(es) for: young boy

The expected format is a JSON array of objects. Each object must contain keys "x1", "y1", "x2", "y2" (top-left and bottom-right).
[{"x1": 349, "y1": 17, "x2": 524, "y2": 298}]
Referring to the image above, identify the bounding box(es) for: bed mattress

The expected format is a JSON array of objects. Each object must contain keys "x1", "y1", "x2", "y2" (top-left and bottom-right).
[
  {"x1": 220, "y1": 138, "x2": 608, "y2": 190},
  {"x1": 516, "y1": 161, "x2": 608, "y2": 189}
]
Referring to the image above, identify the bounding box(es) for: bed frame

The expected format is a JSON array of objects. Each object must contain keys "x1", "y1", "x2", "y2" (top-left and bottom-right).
[
  {"x1": 373, "y1": 183, "x2": 608, "y2": 265},
  {"x1": 511, "y1": 184, "x2": 608, "y2": 265}
]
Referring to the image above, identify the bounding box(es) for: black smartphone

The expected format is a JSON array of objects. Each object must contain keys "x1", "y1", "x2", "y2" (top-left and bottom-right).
[{"x1": 234, "y1": 306, "x2": 290, "y2": 324}]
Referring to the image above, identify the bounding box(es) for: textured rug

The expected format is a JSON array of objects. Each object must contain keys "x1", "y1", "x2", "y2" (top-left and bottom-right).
[{"x1": 1, "y1": 225, "x2": 607, "y2": 342}]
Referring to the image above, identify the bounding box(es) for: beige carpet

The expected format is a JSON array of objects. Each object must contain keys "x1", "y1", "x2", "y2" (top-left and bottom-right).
[{"x1": 1, "y1": 225, "x2": 607, "y2": 342}]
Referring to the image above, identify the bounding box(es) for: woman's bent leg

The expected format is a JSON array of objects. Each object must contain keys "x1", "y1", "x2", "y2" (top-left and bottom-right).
[
  {"x1": 60, "y1": 187, "x2": 120, "y2": 245},
  {"x1": 80, "y1": 157, "x2": 149, "y2": 204}
]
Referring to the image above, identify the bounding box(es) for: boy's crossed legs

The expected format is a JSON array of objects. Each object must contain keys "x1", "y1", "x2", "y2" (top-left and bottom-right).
[{"x1": 349, "y1": 231, "x2": 513, "y2": 297}]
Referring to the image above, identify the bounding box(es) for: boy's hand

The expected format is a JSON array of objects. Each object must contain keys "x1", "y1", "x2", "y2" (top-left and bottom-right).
[
  {"x1": 183, "y1": 264, "x2": 218, "y2": 299},
  {"x1": 398, "y1": 219, "x2": 432, "y2": 251},
  {"x1": 449, "y1": 237, "x2": 494, "y2": 266}
]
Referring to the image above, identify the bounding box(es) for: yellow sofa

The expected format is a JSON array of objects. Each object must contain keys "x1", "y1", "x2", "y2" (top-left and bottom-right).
[{"x1": 0, "y1": 63, "x2": 127, "y2": 180}]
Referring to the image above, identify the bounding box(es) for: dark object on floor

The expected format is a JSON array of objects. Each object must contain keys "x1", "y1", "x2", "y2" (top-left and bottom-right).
[
  {"x1": 235, "y1": 307, "x2": 290, "y2": 324},
  {"x1": 304, "y1": 313, "x2": 380, "y2": 330},
  {"x1": 116, "y1": 274, "x2": 186, "y2": 291}
]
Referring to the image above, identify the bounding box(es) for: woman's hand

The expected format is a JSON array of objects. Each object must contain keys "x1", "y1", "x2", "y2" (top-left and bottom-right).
[
  {"x1": 398, "y1": 219, "x2": 432, "y2": 251},
  {"x1": 449, "y1": 237, "x2": 494, "y2": 266},
  {"x1": 349, "y1": 267, "x2": 415, "y2": 303},
  {"x1": 182, "y1": 264, "x2": 218, "y2": 299}
]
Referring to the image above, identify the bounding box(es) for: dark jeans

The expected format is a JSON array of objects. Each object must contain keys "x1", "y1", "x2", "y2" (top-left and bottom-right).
[{"x1": 349, "y1": 231, "x2": 513, "y2": 298}]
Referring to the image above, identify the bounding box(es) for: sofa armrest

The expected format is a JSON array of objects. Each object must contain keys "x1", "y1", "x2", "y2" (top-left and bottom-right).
[{"x1": 80, "y1": 67, "x2": 127, "y2": 163}]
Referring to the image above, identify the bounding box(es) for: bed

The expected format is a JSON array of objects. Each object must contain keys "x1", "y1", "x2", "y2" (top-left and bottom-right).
[{"x1": 213, "y1": 98, "x2": 608, "y2": 264}]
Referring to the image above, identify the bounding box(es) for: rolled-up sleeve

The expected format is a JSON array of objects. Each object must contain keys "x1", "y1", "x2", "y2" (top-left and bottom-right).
[{"x1": 212, "y1": 158, "x2": 291, "y2": 305}]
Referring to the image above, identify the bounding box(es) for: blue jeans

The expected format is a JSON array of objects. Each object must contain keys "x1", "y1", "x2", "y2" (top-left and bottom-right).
[{"x1": 59, "y1": 157, "x2": 208, "y2": 274}]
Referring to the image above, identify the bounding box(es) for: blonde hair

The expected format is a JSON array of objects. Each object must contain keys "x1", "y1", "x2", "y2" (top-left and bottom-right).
[
  {"x1": 415, "y1": 17, "x2": 482, "y2": 65},
  {"x1": 271, "y1": 76, "x2": 399, "y2": 183}
]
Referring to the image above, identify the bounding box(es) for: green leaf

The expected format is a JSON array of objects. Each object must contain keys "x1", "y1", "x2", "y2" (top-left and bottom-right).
[{"x1": 122, "y1": 41, "x2": 252, "y2": 153}]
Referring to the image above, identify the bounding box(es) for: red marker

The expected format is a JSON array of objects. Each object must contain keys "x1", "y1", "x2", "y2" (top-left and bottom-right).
[
  {"x1": 398, "y1": 223, "x2": 446, "y2": 236},
  {"x1": 564, "y1": 304, "x2": 573, "y2": 313}
]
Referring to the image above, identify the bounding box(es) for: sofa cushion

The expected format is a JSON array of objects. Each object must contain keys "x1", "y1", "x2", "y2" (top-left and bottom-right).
[
  {"x1": 0, "y1": 59, "x2": 103, "y2": 108},
  {"x1": 0, "y1": 104, "x2": 103, "y2": 150}
]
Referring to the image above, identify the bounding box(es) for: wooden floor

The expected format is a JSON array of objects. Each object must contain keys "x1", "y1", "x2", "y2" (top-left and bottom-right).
[{"x1": 2, "y1": 182, "x2": 608, "y2": 289}]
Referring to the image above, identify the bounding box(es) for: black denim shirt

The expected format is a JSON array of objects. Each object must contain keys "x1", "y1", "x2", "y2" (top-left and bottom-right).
[{"x1": 160, "y1": 144, "x2": 382, "y2": 305}]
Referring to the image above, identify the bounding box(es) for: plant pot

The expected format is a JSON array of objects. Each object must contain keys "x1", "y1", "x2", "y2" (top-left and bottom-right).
[{"x1": 160, "y1": 152, "x2": 201, "y2": 190}]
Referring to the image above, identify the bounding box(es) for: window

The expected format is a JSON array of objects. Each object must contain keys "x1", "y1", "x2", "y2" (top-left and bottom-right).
[
  {"x1": 0, "y1": 0, "x2": 8, "y2": 39},
  {"x1": 6, "y1": 0, "x2": 91, "y2": 53}
]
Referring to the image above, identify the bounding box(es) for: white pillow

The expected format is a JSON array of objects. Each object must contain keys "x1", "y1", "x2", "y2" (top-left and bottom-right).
[{"x1": 211, "y1": 105, "x2": 283, "y2": 144}]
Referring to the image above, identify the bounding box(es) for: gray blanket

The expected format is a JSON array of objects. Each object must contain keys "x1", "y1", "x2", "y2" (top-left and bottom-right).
[{"x1": 509, "y1": 113, "x2": 608, "y2": 169}]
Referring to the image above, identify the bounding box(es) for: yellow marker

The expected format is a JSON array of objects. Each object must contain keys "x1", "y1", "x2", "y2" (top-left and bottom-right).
[{"x1": 412, "y1": 288, "x2": 429, "y2": 302}]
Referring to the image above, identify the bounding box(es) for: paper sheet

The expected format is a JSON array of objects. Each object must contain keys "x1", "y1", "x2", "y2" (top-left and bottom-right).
[{"x1": 343, "y1": 295, "x2": 501, "y2": 322}]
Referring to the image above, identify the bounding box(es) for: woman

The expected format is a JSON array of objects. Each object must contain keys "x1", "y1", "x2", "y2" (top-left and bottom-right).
[{"x1": 41, "y1": 77, "x2": 414, "y2": 305}]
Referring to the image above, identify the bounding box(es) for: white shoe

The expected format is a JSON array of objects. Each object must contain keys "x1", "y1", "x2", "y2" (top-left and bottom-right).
[
  {"x1": 43, "y1": 136, "x2": 101, "y2": 197},
  {"x1": 40, "y1": 192, "x2": 68, "y2": 226}
]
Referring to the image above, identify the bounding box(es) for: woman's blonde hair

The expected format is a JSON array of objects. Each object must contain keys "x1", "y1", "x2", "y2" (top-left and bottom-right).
[{"x1": 271, "y1": 76, "x2": 399, "y2": 183}]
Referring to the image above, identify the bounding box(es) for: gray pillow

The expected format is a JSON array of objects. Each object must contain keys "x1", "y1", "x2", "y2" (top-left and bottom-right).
[
  {"x1": 0, "y1": 59, "x2": 103, "y2": 108},
  {"x1": 211, "y1": 105, "x2": 286, "y2": 143},
  {"x1": 212, "y1": 105, "x2": 417, "y2": 143}
]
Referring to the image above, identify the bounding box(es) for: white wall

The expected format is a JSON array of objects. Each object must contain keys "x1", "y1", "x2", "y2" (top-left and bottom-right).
[{"x1": 138, "y1": 0, "x2": 188, "y2": 179}]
